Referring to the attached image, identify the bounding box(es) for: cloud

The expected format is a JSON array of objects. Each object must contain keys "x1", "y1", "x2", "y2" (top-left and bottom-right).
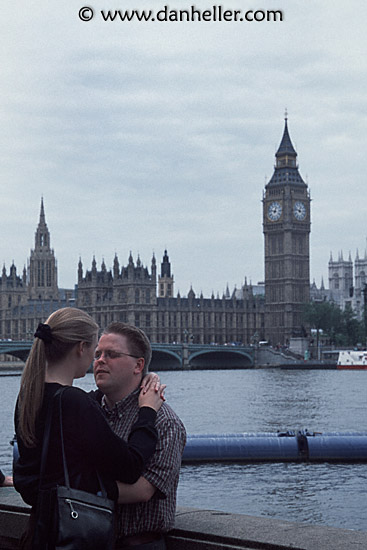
[{"x1": 0, "y1": 0, "x2": 366, "y2": 294}]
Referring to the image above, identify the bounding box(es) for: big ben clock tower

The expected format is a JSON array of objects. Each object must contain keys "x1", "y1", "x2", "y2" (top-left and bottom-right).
[{"x1": 263, "y1": 115, "x2": 311, "y2": 345}]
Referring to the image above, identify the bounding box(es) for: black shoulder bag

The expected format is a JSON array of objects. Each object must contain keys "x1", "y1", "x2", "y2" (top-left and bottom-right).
[{"x1": 33, "y1": 387, "x2": 115, "y2": 550}]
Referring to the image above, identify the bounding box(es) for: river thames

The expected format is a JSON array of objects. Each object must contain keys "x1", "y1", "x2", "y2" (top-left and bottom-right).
[{"x1": 1, "y1": 368, "x2": 366, "y2": 531}]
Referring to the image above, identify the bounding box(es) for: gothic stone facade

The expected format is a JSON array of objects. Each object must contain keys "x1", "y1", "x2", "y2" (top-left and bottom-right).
[
  {"x1": 311, "y1": 250, "x2": 367, "y2": 320},
  {"x1": 76, "y1": 252, "x2": 265, "y2": 345},
  {"x1": 0, "y1": 201, "x2": 265, "y2": 344},
  {"x1": 0, "y1": 199, "x2": 73, "y2": 340}
]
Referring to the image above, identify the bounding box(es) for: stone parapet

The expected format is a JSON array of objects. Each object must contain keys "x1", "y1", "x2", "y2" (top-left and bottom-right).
[
  {"x1": 171, "y1": 507, "x2": 367, "y2": 550},
  {"x1": 0, "y1": 490, "x2": 366, "y2": 550}
]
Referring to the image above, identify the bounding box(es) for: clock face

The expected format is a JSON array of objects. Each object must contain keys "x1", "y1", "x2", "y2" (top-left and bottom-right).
[
  {"x1": 294, "y1": 201, "x2": 306, "y2": 220},
  {"x1": 267, "y1": 201, "x2": 282, "y2": 221}
]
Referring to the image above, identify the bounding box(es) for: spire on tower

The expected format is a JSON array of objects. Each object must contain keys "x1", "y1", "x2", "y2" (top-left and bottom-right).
[
  {"x1": 40, "y1": 197, "x2": 46, "y2": 225},
  {"x1": 275, "y1": 116, "x2": 297, "y2": 158},
  {"x1": 266, "y1": 115, "x2": 305, "y2": 188}
]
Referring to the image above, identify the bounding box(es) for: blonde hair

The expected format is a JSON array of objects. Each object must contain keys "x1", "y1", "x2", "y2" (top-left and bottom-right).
[{"x1": 17, "y1": 308, "x2": 98, "y2": 447}]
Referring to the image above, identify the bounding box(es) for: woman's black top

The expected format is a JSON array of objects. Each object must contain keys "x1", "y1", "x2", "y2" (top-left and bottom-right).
[{"x1": 14, "y1": 383, "x2": 157, "y2": 506}]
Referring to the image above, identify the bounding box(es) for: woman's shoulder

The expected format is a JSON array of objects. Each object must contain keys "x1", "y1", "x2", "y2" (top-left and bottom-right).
[
  {"x1": 47, "y1": 384, "x2": 94, "y2": 412},
  {"x1": 45, "y1": 383, "x2": 86, "y2": 399},
  {"x1": 62, "y1": 385, "x2": 106, "y2": 417},
  {"x1": 61, "y1": 385, "x2": 91, "y2": 403}
]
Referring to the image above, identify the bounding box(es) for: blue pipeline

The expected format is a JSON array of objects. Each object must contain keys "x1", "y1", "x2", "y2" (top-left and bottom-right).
[
  {"x1": 12, "y1": 431, "x2": 367, "y2": 464},
  {"x1": 182, "y1": 431, "x2": 367, "y2": 463}
]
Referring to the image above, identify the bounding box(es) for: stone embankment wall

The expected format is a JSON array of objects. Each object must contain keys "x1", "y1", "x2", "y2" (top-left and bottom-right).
[
  {"x1": 0, "y1": 489, "x2": 366, "y2": 550},
  {"x1": 255, "y1": 347, "x2": 302, "y2": 366}
]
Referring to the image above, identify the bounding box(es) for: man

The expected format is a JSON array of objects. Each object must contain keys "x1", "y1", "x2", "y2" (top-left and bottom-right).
[{"x1": 93, "y1": 322, "x2": 186, "y2": 550}]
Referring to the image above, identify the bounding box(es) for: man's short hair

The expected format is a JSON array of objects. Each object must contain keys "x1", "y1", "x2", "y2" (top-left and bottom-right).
[{"x1": 103, "y1": 322, "x2": 152, "y2": 375}]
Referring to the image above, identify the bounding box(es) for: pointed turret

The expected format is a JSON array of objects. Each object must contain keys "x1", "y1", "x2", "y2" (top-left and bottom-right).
[
  {"x1": 266, "y1": 115, "x2": 306, "y2": 188},
  {"x1": 92, "y1": 256, "x2": 97, "y2": 275},
  {"x1": 10, "y1": 263, "x2": 16, "y2": 278},
  {"x1": 275, "y1": 116, "x2": 297, "y2": 160},
  {"x1": 151, "y1": 253, "x2": 157, "y2": 282},
  {"x1": 161, "y1": 250, "x2": 171, "y2": 278},
  {"x1": 158, "y1": 250, "x2": 174, "y2": 297},
  {"x1": 78, "y1": 257, "x2": 83, "y2": 282},
  {"x1": 113, "y1": 254, "x2": 120, "y2": 278},
  {"x1": 34, "y1": 197, "x2": 51, "y2": 250},
  {"x1": 40, "y1": 196, "x2": 46, "y2": 225},
  {"x1": 28, "y1": 198, "x2": 58, "y2": 300}
]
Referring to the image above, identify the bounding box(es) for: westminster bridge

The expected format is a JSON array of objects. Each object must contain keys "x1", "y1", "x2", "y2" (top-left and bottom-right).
[{"x1": 0, "y1": 340, "x2": 255, "y2": 369}]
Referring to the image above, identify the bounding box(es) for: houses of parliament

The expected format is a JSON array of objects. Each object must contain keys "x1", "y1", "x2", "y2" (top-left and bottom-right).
[{"x1": 1, "y1": 120, "x2": 364, "y2": 346}]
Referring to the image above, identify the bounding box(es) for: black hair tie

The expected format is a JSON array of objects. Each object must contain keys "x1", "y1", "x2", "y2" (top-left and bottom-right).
[{"x1": 34, "y1": 323, "x2": 53, "y2": 344}]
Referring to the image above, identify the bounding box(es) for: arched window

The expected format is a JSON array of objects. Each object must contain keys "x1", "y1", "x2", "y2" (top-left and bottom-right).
[{"x1": 333, "y1": 273, "x2": 339, "y2": 290}]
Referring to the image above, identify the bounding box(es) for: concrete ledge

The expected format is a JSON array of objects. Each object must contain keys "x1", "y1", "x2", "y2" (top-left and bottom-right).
[
  {"x1": 170, "y1": 507, "x2": 367, "y2": 549},
  {"x1": 0, "y1": 489, "x2": 366, "y2": 550},
  {"x1": 0, "y1": 488, "x2": 30, "y2": 549}
]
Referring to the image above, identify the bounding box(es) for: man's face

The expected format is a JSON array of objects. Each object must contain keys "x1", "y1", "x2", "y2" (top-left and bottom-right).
[{"x1": 93, "y1": 332, "x2": 143, "y2": 397}]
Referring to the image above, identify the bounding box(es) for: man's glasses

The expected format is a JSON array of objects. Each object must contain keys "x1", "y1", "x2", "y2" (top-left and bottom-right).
[{"x1": 94, "y1": 349, "x2": 141, "y2": 361}]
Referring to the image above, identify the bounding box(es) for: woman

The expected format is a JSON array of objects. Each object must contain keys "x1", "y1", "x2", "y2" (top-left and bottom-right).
[{"x1": 14, "y1": 307, "x2": 165, "y2": 549}]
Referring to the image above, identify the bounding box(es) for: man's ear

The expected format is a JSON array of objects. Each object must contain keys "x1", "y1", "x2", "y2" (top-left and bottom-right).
[{"x1": 134, "y1": 357, "x2": 145, "y2": 375}]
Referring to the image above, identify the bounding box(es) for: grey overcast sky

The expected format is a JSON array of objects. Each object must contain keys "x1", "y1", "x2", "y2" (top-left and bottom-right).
[{"x1": 1, "y1": 1, "x2": 366, "y2": 295}]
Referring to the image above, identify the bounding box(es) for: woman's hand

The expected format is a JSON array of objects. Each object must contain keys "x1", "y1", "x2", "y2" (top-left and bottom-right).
[
  {"x1": 141, "y1": 372, "x2": 165, "y2": 401},
  {"x1": 139, "y1": 381, "x2": 166, "y2": 412},
  {"x1": 1, "y1": 475, "x2": 13, "y2": 487}
]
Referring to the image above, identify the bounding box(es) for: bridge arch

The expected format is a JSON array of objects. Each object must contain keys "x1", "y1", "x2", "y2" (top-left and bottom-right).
[
  {"x1": 189, "y1": 349, "x2": 253, "y2": 369},
  {"x1": 0, "y1": 342, "x2": 31, "y2": 362},
  {"x1": 150, "y1": 349, "x2": 182, "y2": 371}
]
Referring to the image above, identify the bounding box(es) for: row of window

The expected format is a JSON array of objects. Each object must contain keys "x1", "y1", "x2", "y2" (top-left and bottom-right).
[{"x1": 80, "y1": 288, "x2": 153, "y2": 305}]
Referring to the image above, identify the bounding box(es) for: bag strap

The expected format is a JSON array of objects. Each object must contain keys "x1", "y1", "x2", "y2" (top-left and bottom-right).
[
  {"x1": 57, "y1": 388, "x2": 71, "y2": 489},
  {"x1": 39, "y1": 386, "x2": 66, "y2": 489}
]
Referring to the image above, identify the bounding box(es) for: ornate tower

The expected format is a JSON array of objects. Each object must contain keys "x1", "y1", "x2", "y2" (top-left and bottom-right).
[
  {"x1": 28, "y1": 198, "x2": 59, "y2": 300},
  {"x1": 263, "y1": 116, "x2": 311, "y2": 344},
  {"x1": 354, "y1": 248, "x2": 367, "y2": 320},
  {"x1": 158, "y1": 250, "x2": 174, "y2": 297}
]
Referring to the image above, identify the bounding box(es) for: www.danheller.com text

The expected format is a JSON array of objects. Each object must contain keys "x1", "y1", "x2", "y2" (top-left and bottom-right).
[{"x1": 78, "y1": 5, "x2": 284, "y2": 23}]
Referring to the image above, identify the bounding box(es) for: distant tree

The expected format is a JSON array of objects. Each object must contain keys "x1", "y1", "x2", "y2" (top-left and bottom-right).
[
  {"x1": 302, "y1": 301, "x2": 341, "y2": 348},
  {"x1": 302, "y1": 301, "x2": 364, "y2": 348},
  {"x1": 339, "y1": 304, "x2": 364, "y2": 346}
]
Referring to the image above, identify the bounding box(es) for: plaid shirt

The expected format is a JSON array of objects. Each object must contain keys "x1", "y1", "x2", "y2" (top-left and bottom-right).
[{"x1": 101, "y1": 390, "x2": 186, "y2": 537}]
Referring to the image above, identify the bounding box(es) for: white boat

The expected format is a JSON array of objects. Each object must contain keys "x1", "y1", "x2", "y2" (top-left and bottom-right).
[{"x1": 337, "y1": 350, "x2": 367, "y2": 370}]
